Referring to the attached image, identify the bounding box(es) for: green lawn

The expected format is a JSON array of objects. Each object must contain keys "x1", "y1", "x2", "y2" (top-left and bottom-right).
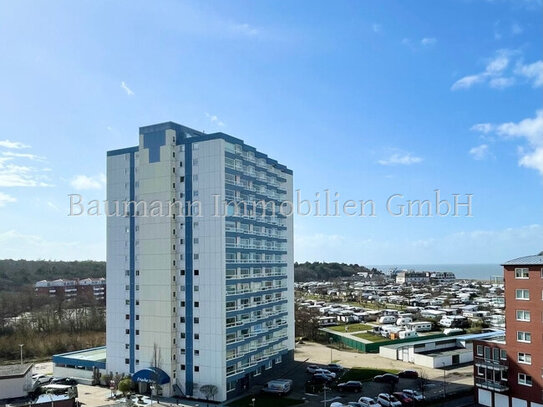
[
  {"x1": 228, "y1": 395, "x2": 304, "y2": 407},
  {"x1": 354, "y1": 332, "x2": 389, "y2": 342},
  {"x1": 341, "y1": 367, "x2": 400, "y2": 382},
  {"x1": 328, "y1": 323, "x2": 373, "y2": 332}
]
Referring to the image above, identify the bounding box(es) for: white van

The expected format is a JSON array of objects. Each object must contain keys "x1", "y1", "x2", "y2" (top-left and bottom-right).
[{"x1": 379, "y1": 315, "x2": 397, "y2": 324}]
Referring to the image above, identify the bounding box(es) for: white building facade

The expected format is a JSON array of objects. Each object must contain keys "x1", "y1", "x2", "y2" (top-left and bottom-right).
[{"x1": 106, "y1": 122, "x2": 294, "y2": 401}]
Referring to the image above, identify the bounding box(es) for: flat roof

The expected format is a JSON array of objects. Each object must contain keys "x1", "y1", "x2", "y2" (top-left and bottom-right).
[
  {"x1": 0, "y1": 363, "x2": 33, "y2": 379},
  {"x1": 53, "y1": 346, "x2": 106, "y2": 370},
  {"x1": 380, "y1": 331, "x2": 504, "y2": 350}
]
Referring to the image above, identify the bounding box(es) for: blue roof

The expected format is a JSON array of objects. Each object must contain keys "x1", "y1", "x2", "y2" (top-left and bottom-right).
[{"x1": 132, "y1": 367, "x2": 170, "y2": 385}]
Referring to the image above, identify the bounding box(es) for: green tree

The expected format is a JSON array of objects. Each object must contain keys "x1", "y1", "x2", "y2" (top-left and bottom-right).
[{"x1": 118, "y1": 378, "x2": 133, "y2": 395}]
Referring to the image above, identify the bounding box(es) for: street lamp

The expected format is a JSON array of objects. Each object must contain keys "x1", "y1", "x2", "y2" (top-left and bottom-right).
[
  {"x1": 323, "y1": 385, "x2": 329, "y2": 407},
  {"x1": 19, "y1": 344, "x2": 24, "y2": 365},
  {"x1": 251, "y1": 398, "x2": 256, "y2": 407}
]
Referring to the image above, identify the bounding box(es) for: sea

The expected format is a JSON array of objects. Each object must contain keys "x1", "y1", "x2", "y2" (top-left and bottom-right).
[{"x1": 368, "y1": 263, "x2": 503, "y2": 281}]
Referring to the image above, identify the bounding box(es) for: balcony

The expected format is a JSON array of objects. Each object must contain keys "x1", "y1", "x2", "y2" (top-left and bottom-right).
[
  {"x1": 475, "y1": 377, "x2": 509, "y2": 392},
  {"x1": 474, "y1": 356, "x2": 509, "y2": 370}
]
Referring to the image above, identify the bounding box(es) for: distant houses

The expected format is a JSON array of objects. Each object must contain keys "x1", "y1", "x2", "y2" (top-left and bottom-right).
[
  {"x1": 34, "y1": 277, "x2": 106, "y2": 302},
  {"x1": 395, "y1": 271, "x2": 456, "y2": 285}
]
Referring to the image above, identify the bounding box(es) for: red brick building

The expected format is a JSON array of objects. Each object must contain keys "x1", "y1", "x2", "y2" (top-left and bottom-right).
[
  {"x1": 474, "y1": 254, "x2": 543, "y2": 407},
  {"x1": 34, "y1": 278, "x2": 106, "y2": 302}
]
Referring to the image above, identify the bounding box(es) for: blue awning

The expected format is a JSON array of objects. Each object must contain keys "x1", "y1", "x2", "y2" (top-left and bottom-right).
[{"x1": 132, "y1": 367, "x2": 170, "y2": 385}]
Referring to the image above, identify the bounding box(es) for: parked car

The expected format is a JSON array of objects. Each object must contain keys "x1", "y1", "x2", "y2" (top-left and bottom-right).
[
  {"x1": 398, "y1": 370, "x2": 419, "y2": 379},
  {"x1": 51, "y1": 377, "x2": 78, "y2": 386},
  {"x1": 402, "y1": 389, "x2": 425, "y2": 401},
  {"x1": 373, "y1": 374, "x2": 399, "y2": 384},
  {"x1": 314, "y1": 368, "x2": 336, "y2": 379},
  {"x1": 392, "y1": 392, "x2": 414, "y2": 406},
  {"x1": 376, "y1": 393, "x2": 402, "y2": 407},
  {"x1": 327, "y1": 363, "x2": 344, "y2": 373},
  {"x1": 337, "y1": 380, "x2": 363, "y2": 392},
  {"x1": 34, "y1": 376, "x2": 53, "y2": 385},
  {"x1": 311, "y1": 373, "x2": 334, "y2": 384},
  {"x1": 358, "y1": 397, "x2": 380, "y2": 407},
  {"x1": 306, "y1": 364, "x2": 319, "y2": 374}
]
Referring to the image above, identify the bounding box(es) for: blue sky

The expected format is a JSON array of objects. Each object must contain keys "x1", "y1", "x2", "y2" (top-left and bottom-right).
[{"x1": 0, "y1": 0, "x2": 541, "y2": 264}]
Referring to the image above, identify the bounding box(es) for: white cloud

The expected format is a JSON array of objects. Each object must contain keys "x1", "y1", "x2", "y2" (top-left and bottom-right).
[
  {"x1": 451, "y1": 50, "x2": 514, "y2": 90},
  {"x1": 0, "y1": 140, "x2": 30, "y2": 149},
  {"x1": 472, "y1": 110, "x2": 543, "y2": 176},
  {"x1": 402, "y1": 37, "x2": 437, "y2": 50},
  {"x1": 0, "y1": 159, "x2": 52, "y2": 187},
  {"x1": 378, "y1": 153, "x2": 423, "y2": 166},
  {"x1": 511, "y1": 22, "x2": 523, "y2": 35},
  {"x1": 452, "y1": 51, "x2": 543, "y2": 90},
  {"x1": 471, "y1": 123, "x2": 494, "y2": 133},
  {"x1": 0, "y1": 192, "x2": 16, "y2": 207},
  {"x1": 205, "y1": 112, "x2": 226, "y2": 127},
  {"x1": 515, "y1": 60, "x2": 543, "y2": 87},
  {"x1": 451, "y1": 74, "x2": 485, "y2": 90},
  {"x1": 121, "y1": 81, "x2": 135, "y2": 96},
  {"x1": 421, "y1": 37, "x2": 437, "y2": 46},
  {"x1": 70, "y1": 174, "x2": 106, "y2": 190},
  {"x1": 469, "y1": 144, "x2": 490, "y2": 160},
  {"x1": 2, "y1": 152, "x2": 45, "y2": 161},
  {"x1": 230, "y1": 23, "x2": 259, "y2": 37},
  {"x1": 489, "y1": 76, "x2": 515, "y2": 89},
  {"x1": 372, "y1": 23, "x2": 382, "y2": 33}
]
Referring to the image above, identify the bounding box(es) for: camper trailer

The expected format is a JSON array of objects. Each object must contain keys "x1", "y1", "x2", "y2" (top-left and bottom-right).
[
  {"x1": 407, "y1": 321, "x2": 433, "y2": 332},
  {"x1": 379, "y1": 315, "x2": 397, "y2": 324}
]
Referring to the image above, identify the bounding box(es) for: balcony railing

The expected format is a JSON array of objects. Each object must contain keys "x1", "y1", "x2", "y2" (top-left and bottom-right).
[
  {"x1": 475, "y1": 377, "x2": 509, "y2": 392},
  {"x1": 474, "y1": 356, "x2": 509, "y2": 370}
]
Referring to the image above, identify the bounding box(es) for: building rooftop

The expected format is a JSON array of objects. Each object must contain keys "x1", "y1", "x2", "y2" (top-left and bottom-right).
[
  {"x1": 502, "y1": 254, "x2": 543, "y2": 266},
  {"x1": 52, "y1": 346, "x2": 106, "y2": 370},
  {"x1": 0, "y1": 363, "x2": 33, "y2": 378}
]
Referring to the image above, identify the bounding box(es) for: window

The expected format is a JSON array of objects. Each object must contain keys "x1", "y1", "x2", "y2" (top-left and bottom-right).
[
  {"x1": 180, "y1": 348, "x2": 185, "y2": 354},
  {"x1": 518, "y1": 373, "x2": 532, "y2": 386},
  {"x1": 194, "y1": 254, "x2": 199, "y2": 260},
  {"x1": 136, "y1": 345, "x2": 139, "y2": 350},
  {"x1": 125, "y1": 270, "x2": 130, "y2": 276},
  {"x1": 195, "y1": 350, "x2": 199, "y2": 356},
  {"x1": 136, "y1": 315, "x2": 139, "y2": 320},
  {"x1": 125, "y1": 299, "x2": 130, "y2": 305},
  {"x1": 517, "y1": 331, "x2": 532, "y2": 343},
  {"x1": 476, "y1": 345, "x2": 483, "y2": 356},
  {"x1": 181, "y1": 364, "x2": 186, "y2": 370},
  {"x1": 180, "y1": 333, "x2": 186, "y2": 339},
  {"x1": 180, "y1": 176, "x2": 185, "y2": 182},
  {"x1": 515, "y1": 289, "x2": 530, "y2": 300},
  {"x1": 181, "y1": 301, "x2": 185, "y2": 307},
  {"x1": 500, "y1": 349, "x2": 507, "y2": 360},
  {"x1": 125, "y1": 329, "x2": 130, "y2": 334},
  {"x1": 136, "y1": 270, "x2": 140, "y2": 276},
  {"x1": 194, "y1": 301, "x2": 199, "y2": 308},
  {"x1": 516, "y1": 310, "x2": 531, "y2": 321},
  {"x1": 194, "y1": 333, "x2": 199, "y2": 340},
  {"x1": 194, "y1": 269, "x2": 199, "y2": 275},
  {"x1": 477, "y1": 366, "x2": 484, "y2": 376},
  {"x1": 180, "y1": 270, "x2": 185, "y2": 276},
  {"x1": 180, "y1": 317, "x2": 185, "y2": 323},
  {"x1": 193, "y1": 159, "x2": 198, "y2": 166},
  {"x1": 515, "y1": 268, "x2": 529, "y2": 279},
  {"x1": 125, "y1": 344, "x2": 129, "y2": 350},
  {"x1": 194, "y1": 317, "x2": 199, "y2": 324},
  {"x1": 125, "y1": 359, "x2": 129, "y2": 364},
  {"x1": 136, "y1": 330, "x2": 139, "y2": 335},
  {"x1": 518, "y1": 353, "x2": 532, "y2": 364},
  {"x1": 194, "y1": 238, "x2": 199, "y2": 244},
  {"x1": 194, "y1": 366, "x2": 199, "y2": 372}
]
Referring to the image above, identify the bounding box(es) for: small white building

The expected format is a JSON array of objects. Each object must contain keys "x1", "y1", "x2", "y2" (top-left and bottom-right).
[{"x1": 0, "y1": 363, "x2": 33, "y2": 401}]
